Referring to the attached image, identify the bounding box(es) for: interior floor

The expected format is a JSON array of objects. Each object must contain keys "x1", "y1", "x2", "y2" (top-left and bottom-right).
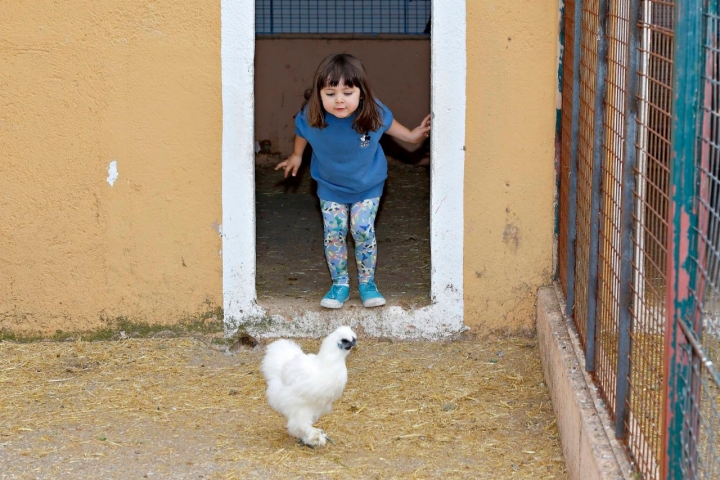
[{"x1": 255, "y1": 150, "x2": 431, "y2": 310}]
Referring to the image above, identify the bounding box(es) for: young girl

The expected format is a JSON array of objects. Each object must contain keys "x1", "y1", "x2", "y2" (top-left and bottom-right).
[{"x1": 275, "y1": 53, "x2": 430, "y2": 309}]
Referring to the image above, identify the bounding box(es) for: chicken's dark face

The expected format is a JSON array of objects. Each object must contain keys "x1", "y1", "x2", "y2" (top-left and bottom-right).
[{"x1": 338, "y1": 336, "x2": 357, "y2": 351}]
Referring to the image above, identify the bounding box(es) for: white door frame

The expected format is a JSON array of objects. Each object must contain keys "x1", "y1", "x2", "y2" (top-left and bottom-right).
[{"x1": 221, "y1": 1, "x2": 465, "y2": 339}]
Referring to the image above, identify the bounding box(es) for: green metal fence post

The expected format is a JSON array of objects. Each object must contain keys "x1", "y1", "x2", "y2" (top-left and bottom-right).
[
  {"x1": 553, "y1": 0, "x2": 565, "y2": 280},
  {"x1": 585, "y1": 0, "x2": 609, "y2": 374},
  {"x1": 663, "y1": 2, "x2": 703, "y2": 478},
  {"x1": 566, "y1": 0, "x2": 584, "y2": 317}
]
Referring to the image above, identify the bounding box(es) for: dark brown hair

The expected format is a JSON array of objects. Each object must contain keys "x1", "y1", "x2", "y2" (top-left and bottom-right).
[{"x1": 303, "y1": 54, "x2": 383, "y2": 133}]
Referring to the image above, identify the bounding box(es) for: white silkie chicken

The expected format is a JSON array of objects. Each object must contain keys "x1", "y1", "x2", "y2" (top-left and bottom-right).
[{"x1": 261, "y1": 326, "x2": 357, "y2": 447}]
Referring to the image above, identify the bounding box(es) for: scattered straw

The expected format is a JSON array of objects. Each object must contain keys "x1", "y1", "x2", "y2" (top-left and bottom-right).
[{"x1": 0, "y1": 334, "x2": 566, "y2": 478}]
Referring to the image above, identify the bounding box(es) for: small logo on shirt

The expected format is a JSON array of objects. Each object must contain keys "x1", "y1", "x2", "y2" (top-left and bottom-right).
[{"x1": 359, "y1": 133, "x2": 371, "y2": 148}]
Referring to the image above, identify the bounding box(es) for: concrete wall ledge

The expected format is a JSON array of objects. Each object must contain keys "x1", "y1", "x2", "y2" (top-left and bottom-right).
[{"x1": 536, "y1": 286, "x2": 634, "y2": 479}]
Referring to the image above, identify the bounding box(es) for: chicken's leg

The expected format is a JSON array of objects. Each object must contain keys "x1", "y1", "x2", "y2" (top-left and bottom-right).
[{"x1": 287, "y1": 414, "x2": 331, "y2": 447}]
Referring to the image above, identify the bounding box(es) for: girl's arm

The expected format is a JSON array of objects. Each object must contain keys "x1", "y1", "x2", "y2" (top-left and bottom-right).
[
  {"x1": 275, "y1": 135, "x2": 308, "y2": 178},
  {"x1": 385, "y1": 114, "x2": 431, "y2": 144}
]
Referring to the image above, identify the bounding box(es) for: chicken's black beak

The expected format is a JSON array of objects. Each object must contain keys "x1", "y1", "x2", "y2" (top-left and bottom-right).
[{"x1": 339, "y1": 338, "x2": 357, "y2": 350}]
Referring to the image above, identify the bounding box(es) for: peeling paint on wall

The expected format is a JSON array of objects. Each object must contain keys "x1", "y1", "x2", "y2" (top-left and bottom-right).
[
  {"x1": 106, "y1": 160, "x2": 118, "y2": 187},
  {"x1": 503, "y1": 222, "x2": 521, "y2": 252}
]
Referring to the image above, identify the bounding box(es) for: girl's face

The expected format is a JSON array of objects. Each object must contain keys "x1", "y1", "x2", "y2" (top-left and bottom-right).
[{"x1": 320, "y1": 79, "x2": 361, "y2": 119}]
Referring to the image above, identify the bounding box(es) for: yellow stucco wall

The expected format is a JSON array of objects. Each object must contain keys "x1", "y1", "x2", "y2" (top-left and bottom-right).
[
  {"x1": 1, "y1": 1, "x2": 558, "y2": 336},
  {"x1": 464, "y1": 1, "x2": 559, "y2": 332},
  {"x1": 0, "y1": 1, "x2": 222, "y2": 334}
]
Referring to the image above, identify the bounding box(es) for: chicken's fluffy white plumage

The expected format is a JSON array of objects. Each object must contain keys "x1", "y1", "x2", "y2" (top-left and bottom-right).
[{"x1": 261, "y1": 326, "x2": 357, "y2": 447}]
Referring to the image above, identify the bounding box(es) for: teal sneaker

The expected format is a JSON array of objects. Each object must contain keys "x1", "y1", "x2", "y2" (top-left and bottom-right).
[
  {"x1": 358, "y1": 280, "x2": 386, "y2": 308},
  {"x1": 320, "y1": 284, "x2": 350, "y2": 309}
]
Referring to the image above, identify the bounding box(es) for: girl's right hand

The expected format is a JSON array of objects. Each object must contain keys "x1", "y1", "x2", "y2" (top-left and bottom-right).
[{"x1": 275, "y1": 154, "x2": 302, "y2": 178}]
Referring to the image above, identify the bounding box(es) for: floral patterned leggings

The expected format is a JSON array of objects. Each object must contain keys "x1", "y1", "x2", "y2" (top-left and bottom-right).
[{"x1": 320, "y1": 197, "x2": 380, "y2": 286}]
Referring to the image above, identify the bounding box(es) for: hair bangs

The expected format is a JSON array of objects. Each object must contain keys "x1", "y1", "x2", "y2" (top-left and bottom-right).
[{"x1": 321, "y1": 62, "x2": 362, "y2": 90}]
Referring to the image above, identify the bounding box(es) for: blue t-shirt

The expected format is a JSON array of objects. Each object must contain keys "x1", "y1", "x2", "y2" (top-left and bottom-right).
[{"x1": 295, "y1": 101, "x2": 394, "y2": 203}]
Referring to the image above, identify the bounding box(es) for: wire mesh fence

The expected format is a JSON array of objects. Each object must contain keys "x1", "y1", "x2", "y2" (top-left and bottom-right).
[
  {"x1": 594, "y1": 0, "x2": 630, "y2": 428},
  {"x1": 557, "y1": 0, "x2": 720, "y2": 477},
  {"x1": 625, "y1": 2, "x2": 674, "y2": 476},
  {"x1": 678, "y1": 3, "x2": 720, "y2": 477},
  {"x1": 574, "y1": 0, "x2": 603, "y2": 350},
  {"x1": 255, "y1": 0, "x2": 431, "y2": 34}
]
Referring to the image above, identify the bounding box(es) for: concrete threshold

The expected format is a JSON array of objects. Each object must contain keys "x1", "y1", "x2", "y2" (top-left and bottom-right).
[
  {"x1": 536, "y1": 285, "x2": 635, "y2": 480},
  {"x1": 227, "y1": 296, "x2": 467, "y2": 340}
]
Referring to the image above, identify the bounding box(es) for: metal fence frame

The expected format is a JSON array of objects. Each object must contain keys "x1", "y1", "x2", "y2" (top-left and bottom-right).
[{"x1": 557, "y1": 0, "x2": 720, "y2": 478}]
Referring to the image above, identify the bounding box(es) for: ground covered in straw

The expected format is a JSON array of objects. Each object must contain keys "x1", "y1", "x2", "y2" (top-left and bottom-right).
[{"x1": 0, "y1": 334, "x2": 566, "y2": 479}]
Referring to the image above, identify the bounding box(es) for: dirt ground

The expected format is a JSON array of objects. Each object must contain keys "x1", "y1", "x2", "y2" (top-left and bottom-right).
[
  {"x1": 0, "y1": 334, "x2": 566, "y2": 479},
  {"x1": 255, "y1": 149, "x2": 431, "y2": 308}
]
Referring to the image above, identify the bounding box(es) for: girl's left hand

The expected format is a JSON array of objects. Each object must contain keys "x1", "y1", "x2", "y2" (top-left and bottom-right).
[
  {"x1": 386, "y1": 114, "x2": 432, "y2": 144},
  {"x1": 408, "y1": 114, "x2": 431, "y2": 144}
]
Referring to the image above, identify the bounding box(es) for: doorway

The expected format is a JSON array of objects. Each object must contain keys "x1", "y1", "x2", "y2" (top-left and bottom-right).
[{"x1": 221, "y1": 0, "x2": 466, "y2": 338}]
